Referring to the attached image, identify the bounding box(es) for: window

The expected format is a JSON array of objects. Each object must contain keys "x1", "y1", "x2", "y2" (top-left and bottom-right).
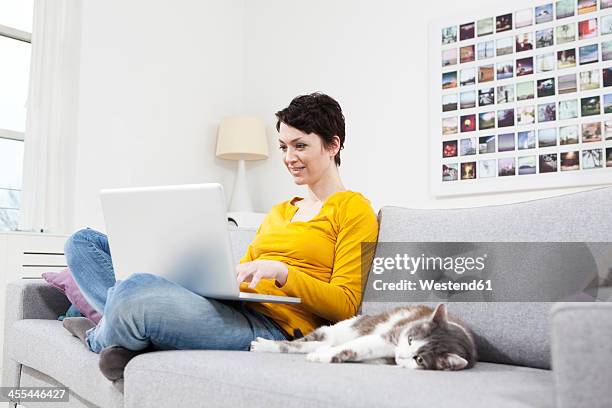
[{"x1": 0, "y1": 0, "x2": 33, "y2": 231}]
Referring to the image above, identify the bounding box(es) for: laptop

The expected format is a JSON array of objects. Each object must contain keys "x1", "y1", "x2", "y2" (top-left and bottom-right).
[{"x1": 100, "y1": 183, "x2": 300, "y2": 304}]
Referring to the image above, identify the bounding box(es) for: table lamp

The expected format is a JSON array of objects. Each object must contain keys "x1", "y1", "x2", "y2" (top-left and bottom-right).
[{"x1": 216, "y1": 115, "x2": 268, "y2": 212}]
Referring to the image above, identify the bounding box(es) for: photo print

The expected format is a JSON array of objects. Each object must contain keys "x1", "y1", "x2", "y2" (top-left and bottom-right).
[
  {"x1": 479, "y1": 111, "x2": 496, "y2": 130},
  {"x1": 442, "y1": 117, "x2": 458, "y2": 135},
  {"x1": 515, "y1": 9, "x2": 533, "y2": 28},
  {"x1": 442, "y1": 71, "x2": 457, "y2": 89},
  {"x1": 557, "y1": 48, "x2": 577, "y2": 69},
  {"x1": 604, "y1": 93, "x2": 612, "y2": 113},
  {"x1": 539, "y1": 153, "x2": 558, "y2": 173},
  {"x1": 536, "y1": 28, "x2": 554, "y2": 48},
  {"x1": 537, "y1": 77, "x2": 555, "y2": 97},
  {"x1": 561, "y1": 151, "x2": 580, "y2": 171},
  {"x1": 556, "y1": 0, "x2": 575, "y2": 19},
  {"x1": 580, "y1": 69, "x2": 600, "y2": 90},
  {"x1": 442, "y1": 49, "x2": 458, "y2": 67},
  {"x1": 479, "y1": 159, "x2": 497, "y2": 178},
  {"x1": 478, "y1": 40, "x2": 495, "y2": 59},
  {"x1": 460, "y1": 91, "x2": 477, "y2": 109},
  {"x1": 536, "y1": 53, "x2": 555, "y2": 72},
  {"x1": 517, "y1": 80, "x2": 535, "y2": 100},
  {"x1": 461, "y1": 162, "x2": 477, "y2": 179},
  {"x1": 604, "y1": 0, "x2": 612, "y2": 10},
  {"x1": 442, "y1": 26, "x2": 458, "y2": 44},
  {"x1": 460, "y1": 68, "x2": 476, "y2": 86},
  {"x1": 535, "y1": 4, "x2": 554, "y2": 24},
  {"x1": 579, "y1": 44, "x2": 599, "y2": 65},
  {"x1": 559, "y1": 125, "x2": 579, "y2": 144},
  {"x1": 602, "y1": 14, "x2": 612, "y2": 34},
  {"x1": 496, "y1": 13, "x2": 513, "y2": 32},
  {"x1": 460, "y1": 45, "x2": 476, "y2": 63},
  {"x1": 460, "y1": 22, "x2": 476, "y2": 40},
  {"x1": 578, "y1": 18, "x2": 597, "y2": 39},
  {"x1": 516, "y1": 57, "x2": 534, "y2": 76},
  {"x1": 477, "y1": 17, "x2": 494, "y2": 36},
  {"x1": 606, "y1": 120, "x2": 612, "y2": 139},
  {"x1": 460, "y1": 137, "x2": 478, "y2": 155},
  {"x1": 497, "y1": 108, "x2": 515, "y2": 127},
  {"x1": 516, "y1": 32, "x2": 534, "y2": 52},
  {"x1": 607, "y1": 147, "x2": 612, "y2": 167},
  {"x1": 479, "y1": 87, "x2": 495, "y2": 106},
  {"x1": 497, "y1": 60, "x2": 514, "y2": 79},
  {"x1": 442, "y1": 94, "x2": 458, "y2": 112},
  {"x1": 603, "y1": 67, "x2": 612, "y2": 87},
  {"x1": 577, "y1": 0, "x2": 597, "y2": 15},
  {"x1": 558, "y1": 99, "x2": 579, "y2": 119},
  {"x1": 479, "y1": 65, "x2": 495, "y2": 82},
  {"x1": 442, "y1": 163, "x2": 459, "y2": 181},
  {"x1": 581, "y1": 96, "x2": 601, "y2": 116},
  {"x1": 497, "y1": 84, "x2": 515, "y2": 103},
  {"x1": 517, "y1": 105, "x2": 536, "y2": 124},
  {"x1": 582, "y1": 121, "x2": 602, "y2": 142},
  {"x1": 556, "y1": 23, "x2": 576, "y2": 44},
  {"x1": 479, "y1": 135, "x2": 496, "y2": 153},
  {"x1": 518, "y1": 155, "x2": 537, "y2": 175},
  {"x1": 538, "y1": 102, "x2": 556, "y2": 122},
  {"x1": 443, "y1": 140, "x2": 458, "y2": 157},
  {"x1": 582, "y1": 148, "x2": 603, "y2": 169},
  {"x1": 498, "y1": 133, "x2": 516, "y2": 151},
  {"x1": 461, "y1": 114, "x2": 477, "y2": 132},
  {"x1": 538, "y1": 128, "x2": 558, "y2": 147},
  {"x1": 518, "y1": 130, "x2": 536, "y2": 149},
  {"x1": 498, "y1": 157, "x2": 516, "y2": 176},
  {"x1": 602, "y1": 40, "x2": 612, "y2": 61},
  {"x1": 558, "y1": 73, "x2": 577, "y2": 94},
  {"x1": 496, "y1": 37, "x2": 514, "y2": 56}
]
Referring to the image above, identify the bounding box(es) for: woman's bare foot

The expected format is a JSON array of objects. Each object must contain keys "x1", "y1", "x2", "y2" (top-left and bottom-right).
[{"x1": 62, "y1": 317, "x2": 96, "y2": 346}]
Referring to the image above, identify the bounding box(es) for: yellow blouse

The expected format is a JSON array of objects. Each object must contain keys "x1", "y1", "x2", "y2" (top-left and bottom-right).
[{"x1": 240, "y1": 190, "x2": 379, "y2": 338}]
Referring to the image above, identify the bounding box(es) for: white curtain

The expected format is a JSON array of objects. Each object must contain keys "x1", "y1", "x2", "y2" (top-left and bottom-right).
[{"x1": 18, "y1": 0, "x2": 81, "y2": 234}]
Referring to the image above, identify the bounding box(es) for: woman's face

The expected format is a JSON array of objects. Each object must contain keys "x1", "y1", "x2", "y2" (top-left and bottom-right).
[{"x1": 278, "y1": 123, "x2": 337, "y2": 186}]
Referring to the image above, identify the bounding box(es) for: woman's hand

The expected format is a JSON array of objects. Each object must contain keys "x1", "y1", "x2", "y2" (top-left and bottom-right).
[{"x1": 236, "y1": 260, "x2": 288, "y2": 289}]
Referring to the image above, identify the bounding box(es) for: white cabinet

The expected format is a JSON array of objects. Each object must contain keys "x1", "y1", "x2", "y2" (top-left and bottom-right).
[{"x1": 0, "y1": 232, "x2": 68, "y2": 375}]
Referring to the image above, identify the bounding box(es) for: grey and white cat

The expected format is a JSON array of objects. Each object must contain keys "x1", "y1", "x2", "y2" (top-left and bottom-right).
[{"x1": 250, "y1": 304, "x2": 477, "y2": 370}]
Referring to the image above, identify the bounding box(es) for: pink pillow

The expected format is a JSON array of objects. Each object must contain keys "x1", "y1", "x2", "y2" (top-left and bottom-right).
[{"x1": 42, "y1": 268, "x2": 102, "y2": 324}]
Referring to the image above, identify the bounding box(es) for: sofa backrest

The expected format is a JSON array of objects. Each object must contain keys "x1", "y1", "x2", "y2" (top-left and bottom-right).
[{"x1": 361, "y1": 186, "x2": 612, "y2": 369}]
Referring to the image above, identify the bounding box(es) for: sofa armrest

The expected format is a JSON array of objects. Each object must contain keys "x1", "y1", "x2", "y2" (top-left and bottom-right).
[
  {"x1": 2, "y1": 278, "x2": 70, "y2": 389},
  {"x1": 551, "y1": 303, "x2": 612, "y2": 408}
]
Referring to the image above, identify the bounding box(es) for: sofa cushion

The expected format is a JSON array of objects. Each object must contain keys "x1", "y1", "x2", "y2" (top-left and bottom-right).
[
  {"x1": 363, "y1": 186, "x2": 612, "y2": 369},
  {"x1": 124, "y1": 349, "x2": 553, "y2": 408},
  {"x1": 6, "y1": 319, "x2": 123, "y2": 408}
]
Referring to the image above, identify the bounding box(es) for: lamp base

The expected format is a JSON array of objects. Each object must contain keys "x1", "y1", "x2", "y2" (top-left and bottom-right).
[{"x1": 229, "y1": 159, "x2": 253, "y2": 212}]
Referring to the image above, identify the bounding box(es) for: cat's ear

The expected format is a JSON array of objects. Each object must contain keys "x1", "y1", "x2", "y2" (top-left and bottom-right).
[
  {"x1": 431, "y1": 303, "x2": 448, "y2": 323},
  {"x1": 444, "y1": 353, "x2": 468, "y2": 370}
]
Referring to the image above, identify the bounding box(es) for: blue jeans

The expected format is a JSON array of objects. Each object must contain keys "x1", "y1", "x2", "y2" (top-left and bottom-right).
[{"x1": 64, "y1": 228, "x2": 288, "y2": 353}]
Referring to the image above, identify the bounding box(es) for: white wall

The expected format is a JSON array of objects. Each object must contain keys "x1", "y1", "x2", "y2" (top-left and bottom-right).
[
  {"x1": 243, "y1": 0, "x2": 596, "y2": 212},
  {"x1": 70, "y1": 0, "x2": 603, "y2": 229},
  {"x1": 71, "y1": 0, "x2": 245, "y2": 231}
]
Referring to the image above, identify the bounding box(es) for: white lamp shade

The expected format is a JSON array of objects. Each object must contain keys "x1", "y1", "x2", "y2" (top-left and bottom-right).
[{"x1": 216, "y1": 115, "x2": 268, "y2": 160}]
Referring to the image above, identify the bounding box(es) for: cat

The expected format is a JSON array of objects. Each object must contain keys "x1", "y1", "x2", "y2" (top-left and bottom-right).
[{"x1": 250, "y1": 303, "x2": 477, "y2": 370}]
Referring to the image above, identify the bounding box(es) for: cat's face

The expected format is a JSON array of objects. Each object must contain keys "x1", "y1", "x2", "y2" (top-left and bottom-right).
[{"x1": 394, "y1": 304, "x2": 476, "y2": 371}]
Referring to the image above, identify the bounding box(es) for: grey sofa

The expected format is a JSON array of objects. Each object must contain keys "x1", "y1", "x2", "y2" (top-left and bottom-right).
[{"x1": 3, "y1": 187, "x2": 612, "y2": 408}]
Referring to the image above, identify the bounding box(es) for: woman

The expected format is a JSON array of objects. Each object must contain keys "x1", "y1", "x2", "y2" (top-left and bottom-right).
[{"x1": 63, "y1": 92, "x2": 379, "y2": 380}]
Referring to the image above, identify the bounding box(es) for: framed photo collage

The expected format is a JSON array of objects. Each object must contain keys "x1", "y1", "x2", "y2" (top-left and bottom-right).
[{"x1": 431, "y1": 0, "x2": 612, "y2": 196}]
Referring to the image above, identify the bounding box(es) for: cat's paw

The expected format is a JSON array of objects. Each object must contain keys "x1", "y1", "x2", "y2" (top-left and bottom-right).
[
  {"x1": 306, "y1": 351, "x2": 333, "y2": 363},
  {"x1": 249, "y1": 337, "x2": 280, "y2": 353}
]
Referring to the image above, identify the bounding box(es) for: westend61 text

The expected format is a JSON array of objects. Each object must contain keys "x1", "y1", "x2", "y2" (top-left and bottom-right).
[{"x1": 372, "y1": 279, "x2": 493, "y2": 292}]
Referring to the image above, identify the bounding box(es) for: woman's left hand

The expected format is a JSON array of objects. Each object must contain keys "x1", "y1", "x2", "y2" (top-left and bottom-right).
[{"x1": 236, "y1": 260, "x2": 289, "y2": 289}]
